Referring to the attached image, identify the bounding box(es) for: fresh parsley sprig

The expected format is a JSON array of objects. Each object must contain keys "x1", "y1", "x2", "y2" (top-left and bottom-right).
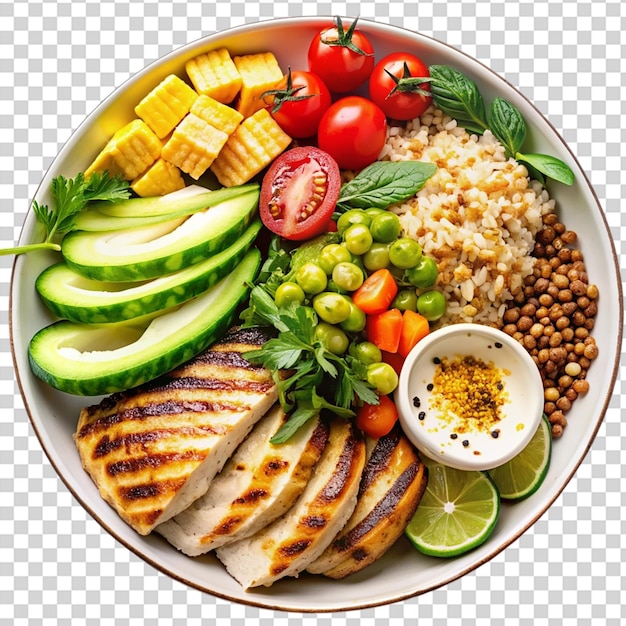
[
  {"x1": 428, "y1": 64, "x2": 575, "y2": 186},
  {"x1": 1, "y1": 170, "x2": 131, "y2": 256},
  {"x1": 241, "y1": 284, "x2": 378, "y2": 444}
]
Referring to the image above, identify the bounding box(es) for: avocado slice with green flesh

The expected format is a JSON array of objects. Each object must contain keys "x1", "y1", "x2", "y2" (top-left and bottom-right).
[
  {"x1": 73, "y1": 183, "x2": 258, "y2": 231},
  {"x1": 35, "y1": 220, "x2": 262, "y2": 324},
  {"x1": 28, "y1": 247, "x2": 261, "y2": 397},
  {"x1": 62, "y1": 188, "x2": 259, "y2": 282}
]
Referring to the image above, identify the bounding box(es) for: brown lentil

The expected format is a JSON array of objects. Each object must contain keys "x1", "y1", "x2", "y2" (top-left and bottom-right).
[{"x1": 502, "y1": 214, "x2": 599, "y2": 438}]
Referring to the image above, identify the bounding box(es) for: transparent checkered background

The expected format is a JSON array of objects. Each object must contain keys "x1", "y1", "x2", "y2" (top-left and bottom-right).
[{"x1": 1, "y1": 0, "x2": 624, "y2": 623}]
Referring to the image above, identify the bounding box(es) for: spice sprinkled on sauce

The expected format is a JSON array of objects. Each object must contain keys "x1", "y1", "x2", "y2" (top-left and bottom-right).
[{"x1": 429, "y1": 355, "x2": 510, "y2": 434}]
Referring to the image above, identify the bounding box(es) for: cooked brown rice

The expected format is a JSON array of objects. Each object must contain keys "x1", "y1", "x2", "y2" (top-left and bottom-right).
[{"x1": 380, "y1": 105, "x2": 555, "y2": 327}]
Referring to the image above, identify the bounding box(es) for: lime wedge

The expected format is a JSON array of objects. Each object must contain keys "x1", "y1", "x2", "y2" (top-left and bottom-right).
[
  {"x1": 488, "y1": 413, "x2": 552, "y2": 501},
  {"x1": 405, "y1": 460, "x2": 500, "y2": 558}
]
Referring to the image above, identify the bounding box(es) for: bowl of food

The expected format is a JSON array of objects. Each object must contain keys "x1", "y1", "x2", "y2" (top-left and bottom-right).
[
  {"x1": 8, "y1": 16, "x2": 621, "y2": 612},
  {"x1": 395, "y1": 323, "x2": 544, "y2": 471}
]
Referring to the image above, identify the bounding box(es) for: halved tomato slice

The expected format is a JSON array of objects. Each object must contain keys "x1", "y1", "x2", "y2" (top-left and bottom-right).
[{"x1": 259, "y1": 146, "x2": 341, "y2": 241}]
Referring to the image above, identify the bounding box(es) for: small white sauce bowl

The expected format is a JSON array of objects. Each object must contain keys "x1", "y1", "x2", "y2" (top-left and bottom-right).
[{"x1": 395, "y1": 323, "x2": 544, "y2": 471}]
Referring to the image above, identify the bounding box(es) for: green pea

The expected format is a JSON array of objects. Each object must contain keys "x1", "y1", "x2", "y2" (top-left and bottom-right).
[
  {"x1": 340, "y1": 300, "x2": 367, "y2": 333},
  {"x1": 295, "y1": 262, "x2": 328, "y2": 295},
  {"x1": 389, "y1": 237, "x2": 423, "y2": 269},
  {"x1": 417, "y1": 290, "x2": 447, "y2": 321},
  {"x1": 366, "y1": 362, "x2": 399, "y2": 395},
  {"x1": 274, "y1": 281, "x2": 305, "y2": 307},
  {"x1": 348, "y1": 340, "x2": 382, "y2": 365},
  {"x1": 318, "y1": 243, "x2": 353, "y2": 275},
  {"x1": 336, "y1": 209, "x2": 371, "y2": 235},
  {"x1": 314, "y1": 322, "x2": 349, "y2": 355},
  {"x1": 343, "y1": 223, "x2": 373, "y2": 256},
  {"x1": 363, "y1": 207, "x2": 387, "y2": 219},
  {"x1": 332, "y1": 261, "x2": 364, "y2": 292},
  {"x1": 406, "y1": 255, "x2": 439, "y2": 289},
  {"x1": 362, "y1": 242, "x2": 391, "y2": 272},
  {"x1": 392, "y1": 288, "x2": 418, "y2": 312},
  {"x1": 370, "y1": 212, "x2": 402, "y2": 243},
  {"x1": 313, "y1": 292, "x2": 351, "y2": 325}
]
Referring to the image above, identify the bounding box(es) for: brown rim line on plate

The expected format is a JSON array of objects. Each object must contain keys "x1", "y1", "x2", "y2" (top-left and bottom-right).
[{"x1": 8, "y1": 17, "x2": 623, "y2": 612}]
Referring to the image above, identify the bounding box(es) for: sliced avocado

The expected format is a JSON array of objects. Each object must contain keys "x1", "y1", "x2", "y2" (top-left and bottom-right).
[
  {"x1": 62, "y1": 189, "x2": 259, "y2": 282},
  {"x1": 73, "y1": 183, "x2": 258, "y2": 231},
  {"x1": 28, "y1": 247, "x2": 261, "y2": 396},
  {"x1": 35, "y1": 219, "x2": 262, "y2": 324}
]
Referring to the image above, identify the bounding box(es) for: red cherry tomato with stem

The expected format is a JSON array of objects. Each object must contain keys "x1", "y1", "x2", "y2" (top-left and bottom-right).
[
  {"x1": 317, "y1": 96, "x2": 387, "y2": 171},
  {"x1": 259, "y1": 146, "x2": 341, "y2": 241},
  {"x1": 369, "y1": 52, "x2": 432, "y2": 120},
  {"x1": 262, "y1": 68, "x2": 332, "y2": 139},
  {"x1": 307, "y1": 16, "x2": 375, "y2": 93}
]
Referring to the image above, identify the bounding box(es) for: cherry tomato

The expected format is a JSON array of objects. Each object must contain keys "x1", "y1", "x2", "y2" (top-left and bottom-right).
[
  {"x1": 307, "y1": 17, "x2": 375, "y2": 93},
  {"x1": 260, "y1": 146, "x2": 341, "y2": 241},
  {"x1": 263, "y1": 69, "x2": 331, "y2": 139},
  {"x1": 368, "y1": 52, "x2": 432, "y2": 121},
  {"x1": 317, "y1": 96, "x2": 387, "y2": 171},
  {"x1": 355, "y1": 394, "x2": 399, "y2": 439}
]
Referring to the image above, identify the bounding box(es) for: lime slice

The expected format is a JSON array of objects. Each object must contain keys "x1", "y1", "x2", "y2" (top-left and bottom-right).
[
  {"x1": 405, "y1": 460, "x2": 500, "y2": 557},
  {"x1": 488, "y1": 413, "x2": 552, "y2": 501}
]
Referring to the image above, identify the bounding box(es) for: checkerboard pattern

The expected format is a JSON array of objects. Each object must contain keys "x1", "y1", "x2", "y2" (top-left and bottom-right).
[{"x1": 1, "y1": 0, "x2": 624, "y2": 623}]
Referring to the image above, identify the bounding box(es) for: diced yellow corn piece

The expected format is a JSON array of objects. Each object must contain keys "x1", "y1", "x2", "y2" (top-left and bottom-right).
[
  {"x1": 85, "y1": 119, "x2": 163, "y2": 181},
  {"x1": 84, "y1": 148, "x2": 124, "y2": 179},
  {"x1": 130, "y1": 158, "x2": 186, "y2": 197},
  {"x1": 190, "y1": 94, "x2": 244, "y2": 135},
  {"x1": 210, "y1": 108, "x2": 292, "y2": 187},
  {"x1": 161, "y1": 113, "x2": 229, "y2": 180},
  {"x1": 232, "y1": 52, "x2": 283, "y2": 118},
  {"x1": 185, "y1": 48, "x2": 242, "y2": 104},
  {"x1": 134, "y1": 74, "x2": 199, "y2": 139}
]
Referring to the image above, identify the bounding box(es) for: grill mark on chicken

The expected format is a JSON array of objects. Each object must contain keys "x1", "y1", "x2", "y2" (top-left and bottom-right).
[
  {"x1": 318, "y1": 429, "x2": 362, "y2": 503},
  {"x1": 107, "y1": 449, "x2": 207, "y2": 477},
  {"x1": 77, "y1": 399, "x2": 248, "y2": 440},
  {"x1": 278, "y1": 539, "x2": 312, "y2": 558},
  {"x1": 93, "y1": 427, "x2": 220, "y2": 459},
  {"x1": 148, "y1": 376, "x2": 274, "y2": 394},
  {"x1": 358, "y1": 428, "x2": 402, "y2": 493},
  {"x1": 233, "y1": 488, "x2": 269, "y2": 504},
  {"x1": 188, "y1": 349, "x2": 265, "y2": 370},
  {"x1": 327, "y1": 462, "x2": 421, "y2": 553},
  {"x1": 119, "y1": 476, "x2": 186, "y2": 501}
]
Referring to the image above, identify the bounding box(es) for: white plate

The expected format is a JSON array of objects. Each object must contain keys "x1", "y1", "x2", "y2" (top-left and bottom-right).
[{"x1": 9, "y1": 16, "x2": 622, "y2": 612}]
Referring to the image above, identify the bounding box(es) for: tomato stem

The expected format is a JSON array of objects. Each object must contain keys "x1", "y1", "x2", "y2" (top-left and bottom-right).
[
  {"x1": 385, "y1": 63, "x2": 432, "y2": 98},
  {"x1": 261, "y1": 67, "x2": 316, "y2": 113},
  {"x1": 321, "y1": 16, "x2": 374, "y2": 57}
]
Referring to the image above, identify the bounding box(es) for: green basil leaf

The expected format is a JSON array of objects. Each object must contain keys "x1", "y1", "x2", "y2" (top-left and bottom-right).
[
  {"x1": 336, "y1": 160, "x2": 436, "y2": 212},
  {"x1": 516, "y1": 152, "x2": 575, "y2": 186},
  {"x1": 489, "y1": 97, "x2": 527, "y2": 157},
  {"x1": 428, "y1": 65, "x2": 489, "y2": 135}
]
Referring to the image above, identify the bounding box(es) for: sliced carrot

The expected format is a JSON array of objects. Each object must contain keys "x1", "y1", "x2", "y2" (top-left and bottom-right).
[
  {"x1": 381, "y1": 349, "x2": 405, "y2": 376},
  {"x1": 355, "y1": 394, "x2": 399, "y2": 439},
  {"x1": 365, "y1": 307, "x2": 403, "y2": 353},
  {"x1": 352, "y1": 268, "x2": 398, "y2": 315},
  {"x1": 398, "y1": 309, "x2": 430, "y2": 358}
]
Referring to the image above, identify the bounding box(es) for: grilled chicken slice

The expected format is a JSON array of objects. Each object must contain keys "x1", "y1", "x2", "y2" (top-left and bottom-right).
[
  {"x1": 215, "y1": 418, "x2": 366, "y2": 589},
  {"x1": 306, "y1": 425, "x2": 428, "y2": 579},
  {"x1": 157, "y1": 405, "x2": 329, "y2": 555},
  {"x1": 74, "y1": 327, "x2": 277, "y2": 536}
]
